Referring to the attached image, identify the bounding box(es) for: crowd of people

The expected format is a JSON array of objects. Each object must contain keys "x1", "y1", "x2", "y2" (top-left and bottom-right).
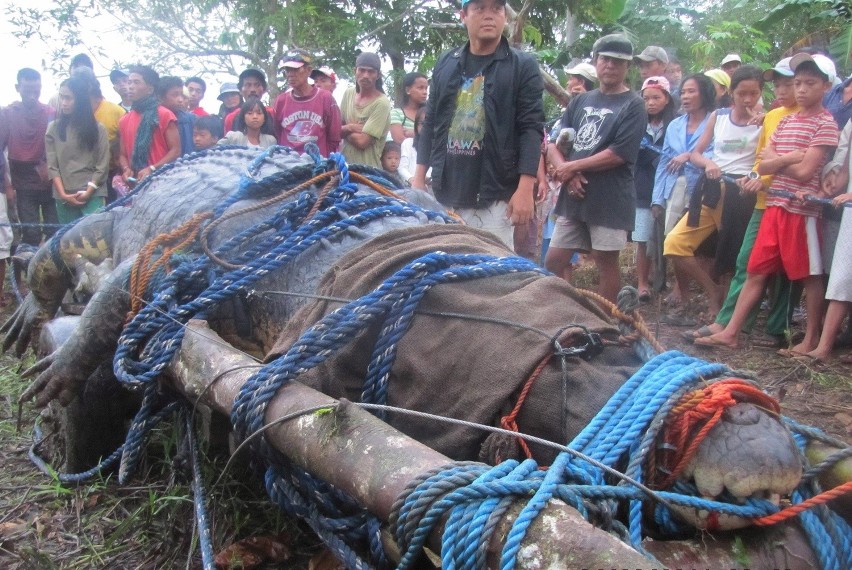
[{"x1": 0, "y1": 0, "x2": 850, "y2": 364}]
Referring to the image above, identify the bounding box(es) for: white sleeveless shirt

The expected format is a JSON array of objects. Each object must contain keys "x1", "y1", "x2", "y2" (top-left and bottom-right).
[{"x1": 711, "y1": 109, "x2": 761, "y2": 175}]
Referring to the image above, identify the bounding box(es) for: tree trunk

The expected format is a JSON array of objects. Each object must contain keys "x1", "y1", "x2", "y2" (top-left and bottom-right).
[{"x1": 163, "y1": 320, "x2": 821, "y2": 569}]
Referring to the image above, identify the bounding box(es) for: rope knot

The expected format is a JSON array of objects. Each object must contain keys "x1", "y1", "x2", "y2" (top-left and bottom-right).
[{"x1": 653, "y1": 378, "x2": 780, "y2": 489}]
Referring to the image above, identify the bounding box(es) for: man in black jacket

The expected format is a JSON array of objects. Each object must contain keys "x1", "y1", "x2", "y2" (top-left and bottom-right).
[{"x1": 411, "y1": 0, "x2": 543, "y2": 250}]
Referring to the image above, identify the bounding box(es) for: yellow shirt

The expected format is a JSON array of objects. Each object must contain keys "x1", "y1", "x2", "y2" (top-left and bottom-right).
[
  {"x1": 753, "y1": 105, "x2": 798, "y2": 209},
  {"x1": 94, "y1": 99, "x2": 126, "y2": 171},
  {"x1": 94, "y1": 99, "x2": 126, "y2": 143}
]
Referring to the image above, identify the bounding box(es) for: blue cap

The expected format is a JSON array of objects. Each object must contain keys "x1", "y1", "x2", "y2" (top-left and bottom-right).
[{"x1": 461, "y1": 0, "x2": 506, "y2": 7}]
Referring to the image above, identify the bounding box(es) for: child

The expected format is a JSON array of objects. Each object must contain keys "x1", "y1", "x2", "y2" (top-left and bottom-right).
[
  {"x1": 399, "y1": 107, "x2": 426, "y2": 187},
  {"x1": 686, "y1": 58, "x2": 798, "y2": 343},
  {"x1": 381, "y1": 141, "x2": 402, "y2": 180},
  {"x1": 157, "y1": 76, "x2": 196, "y2": 155},
  {"x1": 219, "y1": 97, "x2": 276, "y2": 149},
  {"x1": 696, "y1": 53, "x2": 840, "y2": 352},
  {"x1": 634, "y1": 76, "x2": 675, "y2": 300},
  {"x1": 193, "y1": 115, "x2": 223, "y2": 151},
  {"x1": 666, "y1": 65, "x2": 764, "y2": 319},
  {"x1": 801, "y1": 119, "x2": 852, "y2": 362}
]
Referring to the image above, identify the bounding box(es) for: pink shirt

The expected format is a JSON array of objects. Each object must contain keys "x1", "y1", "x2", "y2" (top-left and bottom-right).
[{"x1": 272, "y1": 87, "x2": 342, "y2": 156}]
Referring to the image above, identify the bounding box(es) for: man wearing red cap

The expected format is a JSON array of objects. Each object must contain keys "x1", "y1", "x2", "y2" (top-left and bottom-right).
[{"x1": 273, "y1": 52, "x2": 341, "y2": 156}]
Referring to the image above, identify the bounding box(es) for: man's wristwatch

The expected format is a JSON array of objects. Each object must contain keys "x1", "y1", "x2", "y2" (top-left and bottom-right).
[{"x1": 747, "y1": 171, "x2": 760, "y2": 180}]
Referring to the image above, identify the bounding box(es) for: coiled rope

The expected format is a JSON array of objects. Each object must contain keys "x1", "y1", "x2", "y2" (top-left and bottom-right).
[{"x1": 25, "y1": 149, "x2": 851, "y2": 570}]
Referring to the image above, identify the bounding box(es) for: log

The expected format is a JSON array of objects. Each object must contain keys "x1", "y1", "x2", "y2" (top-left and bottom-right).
[{"x1": 165, "y1": 320, "x2": 821, "y2": 568}]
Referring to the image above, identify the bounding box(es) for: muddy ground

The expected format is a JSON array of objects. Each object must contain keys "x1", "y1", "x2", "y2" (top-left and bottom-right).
[{"x1": 0, "y1": 257, "x2": 849, "y2": 568}]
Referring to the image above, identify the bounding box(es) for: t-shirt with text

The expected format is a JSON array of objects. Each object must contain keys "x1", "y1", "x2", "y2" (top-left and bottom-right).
[{"x1": 440, "y1": 52, "x2": 493, "y2": 208}]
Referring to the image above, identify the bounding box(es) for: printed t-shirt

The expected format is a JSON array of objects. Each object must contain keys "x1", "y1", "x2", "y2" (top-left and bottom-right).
[
  {"x1": 440, "y1": 52, "x2": 493, "y2": 208},
  {"x1": 556, "y1": 89, "x2": 647, "y2": 231},
  {"x1": 118, "y1": 106, "x2": 177, "y2": 166},
  {"x1": 273, "y1": 86, "x2": 341, "y2": 155},
  {"x1": 766, "y1": 110, "x2": 839, "y2": 217},
  {"x1": 340, "y1": 87, "x2": 391, "y2": 168}
]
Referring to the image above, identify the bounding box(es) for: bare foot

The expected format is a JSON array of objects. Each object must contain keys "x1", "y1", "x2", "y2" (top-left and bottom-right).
[
  {"x1": 790, "y1": 341, "x2": 817, "y2": 354},
  {"x1": 806, "y1": 349, "x2": 830, "y2": 361}
]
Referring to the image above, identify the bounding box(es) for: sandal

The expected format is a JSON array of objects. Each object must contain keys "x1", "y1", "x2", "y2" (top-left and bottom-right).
[
  {"x1": 681, "y1": 325, "x2": 716, "y2": 343},
  {"x1": 693, "y1": 335, "x2": 738, "y2": 349},
  {"x1": 638, "y1": 289, "x2": 652, "y2": 303}
]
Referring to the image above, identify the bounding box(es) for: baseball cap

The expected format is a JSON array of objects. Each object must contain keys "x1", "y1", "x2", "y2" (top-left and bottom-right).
[
  {"x1": 593, "y1": 34, "x2": 634, "y2": 61},
  {"x1": 217, "y1": 82, "x2": 240, "y2": 101},
  {"x1": 763, "y1": 57, "x2": 794, "y2": 81},
  {"x1": 355, "y1": 52, "x2": 382, "y2": 72},
  {"x1": 641, "y1": 76, "x2": 671, "y2": 94},
  {"x1": 720, "y1": 54, "x2": 742, "y2": 66},
  {"x1": 282, "y1": 52, "x2": 313, "y2": 69},
  {"x1": 635, "y1": 46, "x2": 669, "y2": 64},
  {"x1": 704, "y1": 68, "x2": 731, "y2": 89},
  {"x1": 310, "y1": 66, "x2": 337, "y2": 82},
  {"x1": 460, "y1": 0, "x2": 505, "y2": 6},
  {"x1": 109, "y1": 69, "x2": 129, "y2": 83},
  {"x1": 789, "y1": 52, "x2": 837, "y2": 83},
  {"x1": 565, "y1": 62, "x2": 597, "y2": 83}
]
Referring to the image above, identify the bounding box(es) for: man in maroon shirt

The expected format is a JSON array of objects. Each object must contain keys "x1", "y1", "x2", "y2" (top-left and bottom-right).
[
  {"x1": 2, "y1": 68, "x2": 57, "y2": 246},
  {"x1": 273, "y1": 52, "x2": 341, "y2": 155}
]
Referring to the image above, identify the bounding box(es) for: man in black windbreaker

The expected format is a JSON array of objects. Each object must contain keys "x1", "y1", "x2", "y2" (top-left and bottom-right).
[{"x1": 411, "y1": 0, "x2": 544, "y2": 250}]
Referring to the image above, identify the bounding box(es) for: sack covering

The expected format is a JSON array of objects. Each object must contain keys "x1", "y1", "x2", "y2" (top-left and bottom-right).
[{"x1": 269, "y1": 225, "x2": 644, "y2": 462}]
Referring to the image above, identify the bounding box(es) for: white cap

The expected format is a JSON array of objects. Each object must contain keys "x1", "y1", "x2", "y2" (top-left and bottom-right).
[
  {"x1": 720, "y1": 54, "x2": 742, "y2": 66},
  {"x1": 789, "y1": 52, "x2": 837, "y2": 84},
  {"x1": 565, "y1": 62, "x2": 597, "y2": 83},
  {"x1": 763, "y1": 57, "x2": 794, "y2": 81}
]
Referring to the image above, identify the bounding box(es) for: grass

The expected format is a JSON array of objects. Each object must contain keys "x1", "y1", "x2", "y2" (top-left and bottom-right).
[{"x1": 0, "y1": 346, "x2": 316, "y2": 569}]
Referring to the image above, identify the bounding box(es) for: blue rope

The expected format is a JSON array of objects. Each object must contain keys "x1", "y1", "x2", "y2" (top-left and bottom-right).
[{"x1": 29, "y1": 147, "x2": 851, "y2": 569}]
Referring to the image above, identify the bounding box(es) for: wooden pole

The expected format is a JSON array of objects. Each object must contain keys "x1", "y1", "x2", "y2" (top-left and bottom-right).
[{"x1": 165, "y1": 320, "x2": 820, "y2": 569}]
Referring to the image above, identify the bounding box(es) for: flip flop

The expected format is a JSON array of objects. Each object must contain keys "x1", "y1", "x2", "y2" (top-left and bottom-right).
[
  {"x1": 680, "y1": 325, "x2": 715, "y2": 343},
  {"x1": 791, "y1": 353, "x2": 826, "y2": 367},
  {"x1": 638, "y1": 289, "x2": 652, "y2": 303},
  {"x1": 777, "y1": 348, "x2": 808, "y2": 358},
  {"x1": 693, "y1": 335, "x2": 737, "y2": 349}
]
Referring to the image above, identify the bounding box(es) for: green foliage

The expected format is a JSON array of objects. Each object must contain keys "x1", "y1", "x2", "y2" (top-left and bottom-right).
[{"x1": 691, "y1": 21, "x2": 772, "y2": 70}]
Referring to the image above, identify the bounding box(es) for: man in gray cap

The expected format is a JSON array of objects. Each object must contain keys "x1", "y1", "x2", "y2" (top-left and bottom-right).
[
  {"x1": 635, "y1": 45, "x2": 669, "y2": 82},
  {"x1": 411, "y1": 0, "x2": 544, "y2": 250},
  {"x1": 340, "y1": 52, "x2": 391, "y2": 168},
  {"x1": 544, "y1": 33, "x2": 647, "y2": 302}
]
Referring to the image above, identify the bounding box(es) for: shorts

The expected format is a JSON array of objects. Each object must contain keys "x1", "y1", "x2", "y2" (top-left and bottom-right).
[
  {"x1": 450, "y1": 201, "x2": 514, "y2": 251},
  {"x1": 747, "y1": 206, "x2": 822, "y2": 281},
  {"x1": 664, "y1": 175, "x2": 688, "y2": 234},
  {"x1": 632, "y1": 207, "x2": 653, "y2": 243},
  {"x1": 0, "y1": 193, "x2": 11, "y2": 259},
  {"x1": 663, "y1": 201, "x2": 723, "y2": 257},
  {"x1": 550, "y1": 216, "x2": 627, "y2": 252}
]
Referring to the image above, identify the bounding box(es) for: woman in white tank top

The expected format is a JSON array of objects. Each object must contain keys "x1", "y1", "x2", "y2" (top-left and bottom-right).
[{"x1": 664, "y1": 65, "x2": 764, "y2": 321}]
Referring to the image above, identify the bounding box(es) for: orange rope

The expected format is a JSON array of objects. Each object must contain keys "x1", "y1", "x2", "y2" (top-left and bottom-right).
[
  {"x1": 654, "y1": 378, "x2": 780, "y2": 489},
  {"x1": 499, "y1": 351, "x2": 552, "y2": 462},
  {"x1": 127, "y1": 212, "x2": 213, "y2": 322},
  {"x1": 573, "y1": 288, "x2": 666, "y2": 353},
  {"x1": 752, "y1": 480, "x2": 852, "y2": 526}
]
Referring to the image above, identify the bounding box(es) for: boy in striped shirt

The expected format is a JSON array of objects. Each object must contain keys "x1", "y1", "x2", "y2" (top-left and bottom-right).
[{"x1": 696, "y1": 53, "x2": 839, "y2": 353}]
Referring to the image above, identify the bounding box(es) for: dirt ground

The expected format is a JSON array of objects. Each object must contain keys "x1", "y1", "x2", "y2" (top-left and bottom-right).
[{"x1": 0, "y1": 256, "x2": 849, "y2": 568}]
